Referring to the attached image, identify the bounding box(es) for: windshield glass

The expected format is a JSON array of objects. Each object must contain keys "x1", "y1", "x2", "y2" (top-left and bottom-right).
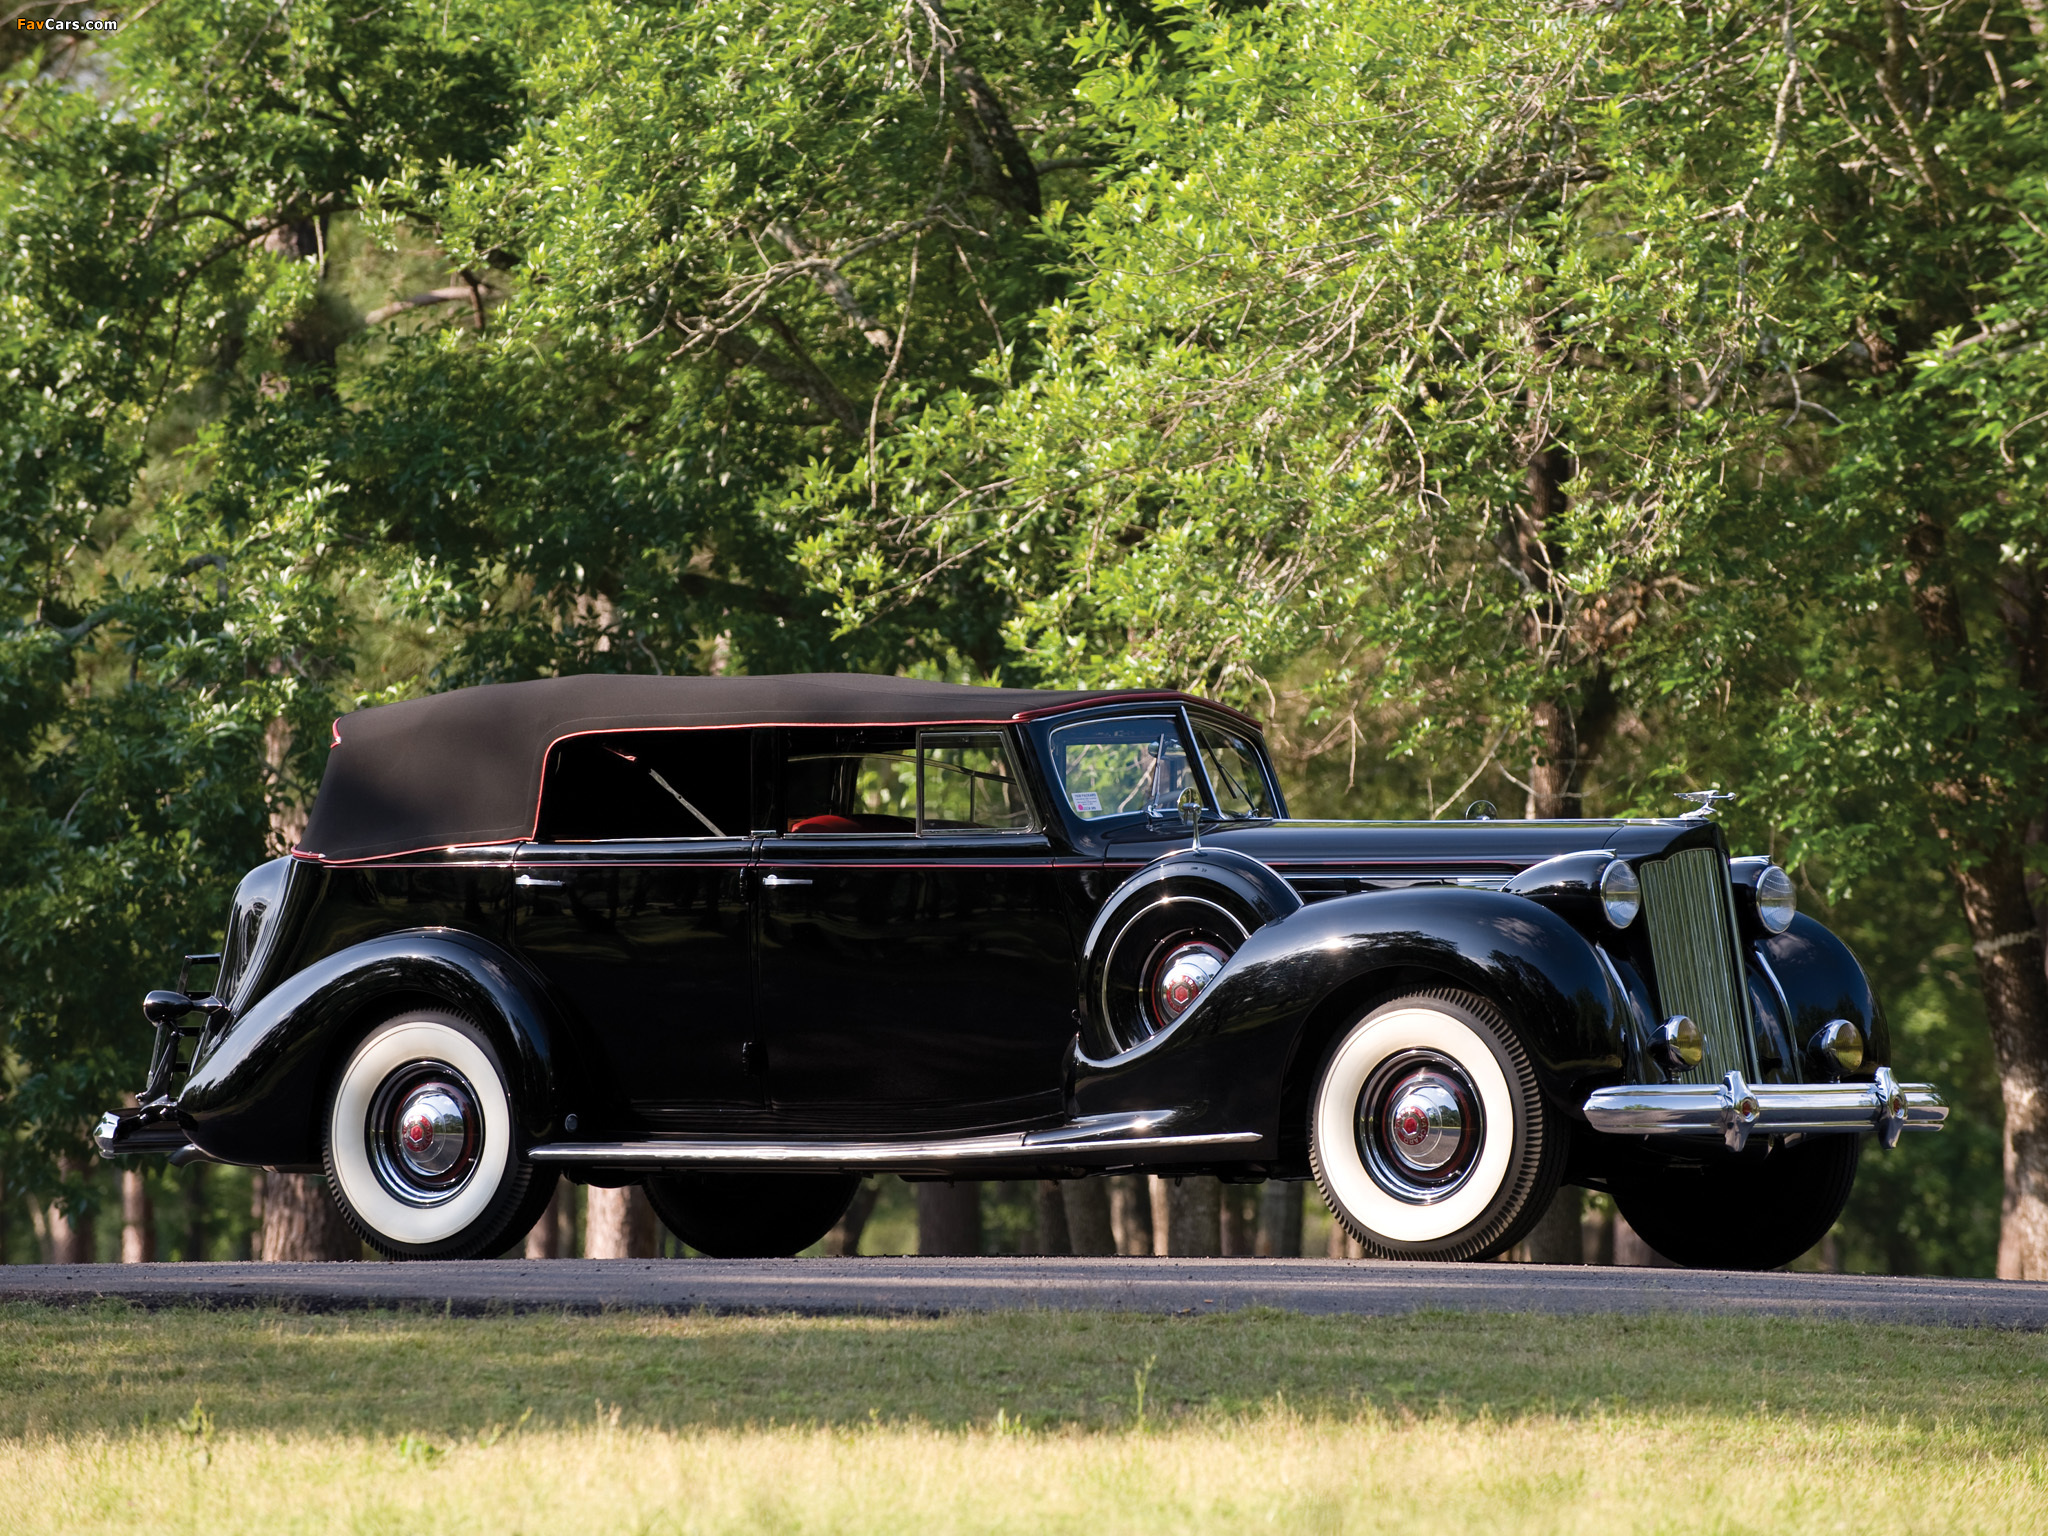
[
  {"x1": 1193, "y1": 720, "x2": 1275, "y2": 818},
  {"x1": 1048, "y1": 715, "x2": 1198, "y2": 822}
]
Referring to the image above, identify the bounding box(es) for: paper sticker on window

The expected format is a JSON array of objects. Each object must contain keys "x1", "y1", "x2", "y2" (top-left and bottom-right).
[{"x1": 1072, "y1": 791, "x2": 1101, "y2": 813}]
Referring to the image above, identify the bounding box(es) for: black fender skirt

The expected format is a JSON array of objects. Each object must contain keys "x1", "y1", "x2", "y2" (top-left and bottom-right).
[
  {"x1": 176, "y1": 928, "x2": 567, "y2": 1168},
  {"x1": 1070, "y1": 886, "x2": 1626, "y2": 1150}
]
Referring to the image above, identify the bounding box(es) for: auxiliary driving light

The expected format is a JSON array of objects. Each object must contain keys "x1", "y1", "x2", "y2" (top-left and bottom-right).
[
  {"x1": 1810, "y1": 1018, "x2": 1864, "y2": 1076},
  {"x1": 1652, "y1": 1014, "x2": 1704, "y2": 1074}
]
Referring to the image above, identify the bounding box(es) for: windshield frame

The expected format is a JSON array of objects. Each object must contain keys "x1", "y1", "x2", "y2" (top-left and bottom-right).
[{"x1": 1033, "y1": 704, "x2": 1284, "y2": 848}]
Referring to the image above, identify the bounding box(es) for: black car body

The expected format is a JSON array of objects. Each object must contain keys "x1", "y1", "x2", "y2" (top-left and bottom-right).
[{"x1": 98, "y1": 673, "x2": 1945, "y2": 1265}]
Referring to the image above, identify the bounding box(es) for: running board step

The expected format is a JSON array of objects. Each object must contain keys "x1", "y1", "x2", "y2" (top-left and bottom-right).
[{"x1": 526, "y1": 1111, "x2": 1262, "y2": 1173}]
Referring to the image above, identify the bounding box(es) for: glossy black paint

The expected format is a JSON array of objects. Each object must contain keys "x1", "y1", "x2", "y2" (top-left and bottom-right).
[
  {"x1": 756, "y1": 833, "x2": 1075, "y2": 1132},
  {"x1": 178, "y1": 929, "x2": 567, "y2": 1167},
  {"x1": 128, "y1": 693, "x2": 1891, "y2": 1180},
  {"x1": 1071, "y1": 885, "x2": 1622, "y2": 1155},
  {"x1": 513, "y1": 839, "x2": 760, "y2": 1124}
]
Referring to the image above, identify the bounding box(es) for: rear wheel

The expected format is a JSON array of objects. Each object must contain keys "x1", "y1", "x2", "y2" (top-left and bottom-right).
[
  {"x1": 1310, "y1": 989, "x2": 1564, "y2": 1261},
  {"x1": 1610, "y1": 1134, "x2": 1860, "y2": 1270},
  {"x1": 322, "y1": 1009, "x2": 557, "y2": 1260},
  {"x1": 644, "y1": 1171, "x2": 860, "y2": 1257}
]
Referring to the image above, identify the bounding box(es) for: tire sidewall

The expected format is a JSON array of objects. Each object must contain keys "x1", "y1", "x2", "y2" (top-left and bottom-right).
[
  {"x1": 1312, "y1": 991, "x2": 1540, "y2": 1258},
  {"x1": 323, "y1": 1009, "x2": 522, "y2": 1258}
]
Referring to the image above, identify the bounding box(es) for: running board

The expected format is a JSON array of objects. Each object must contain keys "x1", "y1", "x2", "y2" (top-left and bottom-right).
[{"x1": 526, "y1": 1111, "x2": 1263, "y2": 1173}]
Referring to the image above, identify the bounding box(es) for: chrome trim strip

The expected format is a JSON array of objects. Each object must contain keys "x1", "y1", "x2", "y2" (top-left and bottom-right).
[
  {"x1": 527, "y1": 1116, "x2": 1263, "y2": 1170},
  {"x1": 1583, "y1": 1068, "x2": 1946, "y2": 1151}
]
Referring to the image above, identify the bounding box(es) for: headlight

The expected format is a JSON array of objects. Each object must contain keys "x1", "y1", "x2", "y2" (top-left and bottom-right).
[
  {"x1": 1599, "y1": 859, "x2": 1641, "y2": 929},
  {"x1": 1756, "y1": 864, "x2": 1796, "y2": 934}
]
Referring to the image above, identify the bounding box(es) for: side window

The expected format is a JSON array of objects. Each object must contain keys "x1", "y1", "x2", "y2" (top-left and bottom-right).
[
  {"x1": 782, "y1": 728, "x2": 1036, "y2": 834},
  {"x1": 1193, "y1": 720, "x2": 1276, "y2": 818},
  {"x1": 537, "y1": 729, "x2": 751, "y2": 841},
  {"x1": 1047, "y1": 715, "x2": 1196, "y2": 821},
  {"x1": 783, "y1": 729, "x2": 918, "y2": 834},
  {"x1": 921, "y1": 731, "x2": 1034, "y2": 831}
]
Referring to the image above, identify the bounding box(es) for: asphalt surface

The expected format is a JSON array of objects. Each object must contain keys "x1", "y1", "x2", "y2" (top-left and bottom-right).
[{"x1": 1, "y1": 1257, "x2": 2043, "y2": 1326}]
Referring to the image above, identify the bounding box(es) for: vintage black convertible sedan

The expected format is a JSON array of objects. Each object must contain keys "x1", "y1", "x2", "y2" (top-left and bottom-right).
[{"x1": 97, "y1": 673, "x2": 1945, "y2": 1266}]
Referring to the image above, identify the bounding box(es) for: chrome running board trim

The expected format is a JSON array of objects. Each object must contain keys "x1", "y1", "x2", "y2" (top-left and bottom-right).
[
  {"x1": 1583, "y1": 1067, "x2": 1947, "y2": 1153},
  {"x1": 527, "y1": 1112, "x2": 1262, "y2": 1171}
]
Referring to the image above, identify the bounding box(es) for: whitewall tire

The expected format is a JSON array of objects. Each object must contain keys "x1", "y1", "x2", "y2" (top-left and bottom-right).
[
  {"x1": 1310, "y1": 989, "x2": 1563, "y2": 1261},
  {"x1": 322, "y1": 1009, "x2": 555, "y2": 1259}
]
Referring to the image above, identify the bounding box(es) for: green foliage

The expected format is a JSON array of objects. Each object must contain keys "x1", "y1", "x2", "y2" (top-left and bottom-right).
[{"x1": 1, "y1": 0, "x2": 2033, "y2": 1270}]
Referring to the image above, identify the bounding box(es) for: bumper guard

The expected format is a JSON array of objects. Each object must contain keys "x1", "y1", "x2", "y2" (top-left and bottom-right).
[{"x1": 1583, "y1": 1066, "x2": 1946, "y2": 1153}]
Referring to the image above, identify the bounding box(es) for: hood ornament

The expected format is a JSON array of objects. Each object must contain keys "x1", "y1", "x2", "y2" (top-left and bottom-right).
[{"x1": 1675, "y1": 790, "x2": 1734, "y2": 819}]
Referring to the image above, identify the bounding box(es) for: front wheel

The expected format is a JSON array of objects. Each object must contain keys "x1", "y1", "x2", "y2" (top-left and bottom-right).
[
  {"x1": 644, "y1": 1171, "x2": 860, "y2": 1257},
  {"x1": 323, "y1": 1009, "x2": 557, "y2": 1260},
  {"x1": 1310, "y1": 989, "x2": 1565, "y2": 1261},
  {"x1": 1610, "y1": 1134, "x2": 1860, "y2": 1270}
]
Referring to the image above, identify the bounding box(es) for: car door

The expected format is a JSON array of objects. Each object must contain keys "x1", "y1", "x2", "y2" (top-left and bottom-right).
[
  {"x1": 513, "y1": 727, "x2": 763, "y2": 1129},
  {"x1": 754, "y1": 725, "x2": 1074, "y2": 1133}
]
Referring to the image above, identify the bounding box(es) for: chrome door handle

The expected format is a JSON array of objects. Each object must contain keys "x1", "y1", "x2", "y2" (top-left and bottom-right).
[
  {"x1": 515, "y1": 874, "x2": 565, "y2": 887},
  {"x1": 760, "y1": 875, "x2": 812, "y2": 887}
]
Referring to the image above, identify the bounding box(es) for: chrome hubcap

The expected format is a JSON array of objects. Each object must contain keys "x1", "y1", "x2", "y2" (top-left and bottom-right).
[
  {"x1": 368, "y1": 1063, "x2": 481, "y2": 1205},
  {"x1": 1384, "y1": 1073, "x2": 1466, "y2": 1172},
  {"x1": 1150, "y1": 941, "x2": 1229, "y2": 1029},
  {"x1": 1357, "y1": 1052, "x2": 1483, "y2": 1204}
]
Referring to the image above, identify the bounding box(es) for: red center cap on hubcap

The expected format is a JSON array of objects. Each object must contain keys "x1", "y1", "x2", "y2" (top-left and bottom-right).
[
  {"x1": 403, "y1": 1115, "x2": 432, "y2": 1150},
  {"x1": 1395, "y1": 1107, "x2": 1427, "y2": 1144}
]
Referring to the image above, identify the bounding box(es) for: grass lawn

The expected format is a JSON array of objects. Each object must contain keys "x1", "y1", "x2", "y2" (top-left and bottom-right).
[{"x1": 0, "y1": 1300, "x2": 2042, "y2": 1533}]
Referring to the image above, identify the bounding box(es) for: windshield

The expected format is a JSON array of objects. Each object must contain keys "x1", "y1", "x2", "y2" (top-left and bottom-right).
[
  {"x1": 1048, "y1": 715, "x2": 1197, "y2": 822},
  {"x1": 1193, "y1": 720, "x2": 1276, "y2": 818}
]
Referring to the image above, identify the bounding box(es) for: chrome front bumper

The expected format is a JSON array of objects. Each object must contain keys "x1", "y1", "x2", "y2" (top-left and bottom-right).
[{"x1": 1582, "y1": 1067, "x2": 1946, "y2": 1153}]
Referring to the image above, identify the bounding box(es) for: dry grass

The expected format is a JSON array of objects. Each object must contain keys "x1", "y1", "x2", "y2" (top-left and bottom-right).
[{"x1": 0, "y1": 1302, "x2": 2042, "y2": 1533}]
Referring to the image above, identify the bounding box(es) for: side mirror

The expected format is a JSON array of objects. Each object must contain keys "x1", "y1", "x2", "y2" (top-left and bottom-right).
[{"x1": 1178, "y1": 786, "x2": 1205, "y2": 849}]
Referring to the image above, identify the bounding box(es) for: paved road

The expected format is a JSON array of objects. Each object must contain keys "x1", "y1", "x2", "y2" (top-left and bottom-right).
[{"x1": 2, "y1": 1257, "x2": 2043, "y2": 1327}]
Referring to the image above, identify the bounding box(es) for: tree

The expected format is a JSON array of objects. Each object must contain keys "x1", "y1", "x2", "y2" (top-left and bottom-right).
[{"x1": 800, "y1": 0, "x2": 2048, "y2": 1273}]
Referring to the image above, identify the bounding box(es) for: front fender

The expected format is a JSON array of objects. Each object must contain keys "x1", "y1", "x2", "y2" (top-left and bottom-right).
[
  {"x1": 1759, "y1": 913, "x2": 1889, "y2": 1077},
  {"x1": 1072, "y1": 887, "x2": 1626, "y2": 1150},
  {"x1": 177, "y1": 928, "x2": 568, "y2": 1167}
]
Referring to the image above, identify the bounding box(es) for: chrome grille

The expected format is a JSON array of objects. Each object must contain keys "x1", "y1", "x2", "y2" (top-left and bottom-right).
[{"x1": 1639, "y1": 847, "x2": 1756, "y2": 1082}]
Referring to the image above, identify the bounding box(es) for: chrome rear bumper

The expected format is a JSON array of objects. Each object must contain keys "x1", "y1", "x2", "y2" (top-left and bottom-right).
[{"x1": 1582, "y1": 1067, "x2": 1946, "y2": 1153}]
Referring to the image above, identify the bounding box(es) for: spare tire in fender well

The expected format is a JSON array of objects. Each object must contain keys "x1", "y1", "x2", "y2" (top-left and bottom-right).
[{"x1": 1079, "y1": 847, "x2": 1303, "y2": 1057}]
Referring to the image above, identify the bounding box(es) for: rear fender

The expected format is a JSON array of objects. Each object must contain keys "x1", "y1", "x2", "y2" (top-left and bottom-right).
[
  {"x1": 1072, "y1": 887, "x2": 1626, "y2": 1153},
  {"x1": 177, "y1": 928, "x2": 568, "y2": 1167}
]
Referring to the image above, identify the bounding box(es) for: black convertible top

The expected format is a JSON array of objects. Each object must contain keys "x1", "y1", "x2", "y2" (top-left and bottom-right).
[{"x1": 296, "y1": 672, "x2": 1248, "y2": 862}]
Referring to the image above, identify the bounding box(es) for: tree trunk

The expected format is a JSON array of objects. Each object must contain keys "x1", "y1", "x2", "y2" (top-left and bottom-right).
[
  {"x1": 1153, "y1": 1175, "x2": 1221, "y2": 1257},
  {"x1": 1521, "y1": 1187, "x2": 1582, "y2": 1264},
  {"x1": 1580, "y1": 1199, "x2": 1615, "y2": 1265},
  {"x1": 1949, "y1": 847, "x2": 2048, "y2": 1278},
  {"x1": 49, "y1": 1153, "x2": 95, "y2": 1264},
  {"x1": 1034, "y1": 1179, "x2": 1072, "y2": 1255},
  {"x1": 260, "y1": 1174, "x2": 357, "y2": 1261},
  {"x1": 916, "y1": 1181, "x2": 981, "y2": 1255},
  {"x1": 584, "y1": 1184, "x2": 658, "y2": 1258},
  {"x1": 1255, "y1": 1181, "x2": 1303, "y2": 1257},
  {"x1": 1219, "y1": 1183, "x2": 1254, "y2": 1255},
  {"x1": 823, "y1": 1180, "x2": 882, "y2": 1256},
  {"x1": 524, "y1": 1182, "x2": 565, "y2": 1259},
  {"x1": 121, "y1": 1169, "x2": 155, "y2": 1263},
  {"x1": 247, "y1": 1170, "x2": 266, "y2": 1259},
  {"x1": 1062, "y1": 1179, "x2": 1117, "y2": 1255},
  {"x1": 184, "y1": 1163, "x2": 206, "y2": 1263},
  {"x1": 1612, "y1": 1211, "x2": 1677, "y2": 1267},
  {"x1": 1906, "y1": 513, "x2": 2048, "y2": 1278},
  {"x1": 1107, "y1": 1175, "x2": 1152, "y2": 1255}
]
